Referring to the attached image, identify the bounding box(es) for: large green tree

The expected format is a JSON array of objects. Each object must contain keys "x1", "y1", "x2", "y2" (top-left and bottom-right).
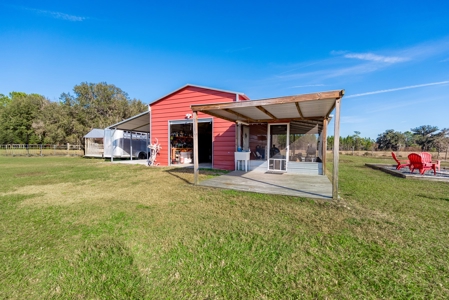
[
  {"x1": 410, "y1": 125, "x2": 439, "y2": 151},
  {"x1": 0, "y1": 92, "x2": 48, "y2": 144},
  {"x1": 59, "y1": 82, "x2": 147, "y2": 145},
  {"x1": 32, "y1": 101, "x2": 69, "y2": 144},
  {"x1": 434, "y1": 128, "x2": 449, "y2": 158},
  {"x1": 376, "y1": 129, "x2": 406, "y2": 151},
  {"x1": 0, "y1": 93, "x2": 12, "y2": 107}
]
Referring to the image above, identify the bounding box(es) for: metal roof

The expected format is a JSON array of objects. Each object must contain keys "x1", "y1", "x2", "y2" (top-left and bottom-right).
[
  {"x1": 84, "y1": 128, "x2": 105, "y2": 138},
  {"x1": 191, "y1": 90, "x2": 344, "y2": 123},
  {"x1": 106, "y1": 110, "x2": 150, "y2": 133},
  {"x1": 190, "y1": 90, "x2": 343, "y2": 134}
]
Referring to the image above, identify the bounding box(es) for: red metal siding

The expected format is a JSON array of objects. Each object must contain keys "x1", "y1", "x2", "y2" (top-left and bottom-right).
[
  {"x1": 239, "y1": 94, "x2": 250, "y2": 101},
  {"x1": 150, "y1": 86, "x2": 237, "y2": 170}
]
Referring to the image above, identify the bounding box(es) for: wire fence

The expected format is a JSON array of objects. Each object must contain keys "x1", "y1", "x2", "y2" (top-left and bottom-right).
[{"x1": 0, "y1": 144, "x2": 83, "y2": 157}]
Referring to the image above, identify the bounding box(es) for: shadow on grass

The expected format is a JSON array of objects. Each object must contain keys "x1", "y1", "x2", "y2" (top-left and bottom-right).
[
  {"x1": 165, "y1": 168, "x2": 192, "y2": 185},
  {"x1": 164, "y1": 167, "x2": 230, "y2": 185},
  {"x1": 417, "y1": 194, "x2": 449, "y2": 202}
]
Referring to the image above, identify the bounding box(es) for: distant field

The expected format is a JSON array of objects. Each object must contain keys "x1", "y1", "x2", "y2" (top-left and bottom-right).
[
  {"x1": 1, "y1": 156, "x2": 448, "y2": 299},
  {"x1": 334, "y1": 150, "x2": 448, "y2": 160},
  {"x1": 0, "y1": 145, "x2": 83, "y2": 157}
]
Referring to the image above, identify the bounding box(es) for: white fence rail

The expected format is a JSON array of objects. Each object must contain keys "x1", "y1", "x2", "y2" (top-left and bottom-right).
[{"x1": 0, "y1": 144, "x2": 83, "y2": 157}]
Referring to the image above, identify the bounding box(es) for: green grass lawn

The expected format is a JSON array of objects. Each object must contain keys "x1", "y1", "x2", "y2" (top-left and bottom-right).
[{"x1": 1, "y1": 156, "x2": 448, "y2": 299}]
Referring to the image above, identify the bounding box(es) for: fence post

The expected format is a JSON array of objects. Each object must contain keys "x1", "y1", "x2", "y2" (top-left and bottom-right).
[
  {"x1": 67, "y1": 143, "x2": 70, "y2": 156},
  {"x1": 53, "y1": 145, "x2": 56, "y2": 156},
  {"x1": 40, "y1": 144, "x2": 43, "y2": 156}
]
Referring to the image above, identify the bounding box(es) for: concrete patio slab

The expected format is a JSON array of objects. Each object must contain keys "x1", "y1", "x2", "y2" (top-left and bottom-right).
[{"x1": 199, "y1": 170, "x2": 332, "y2": 199}]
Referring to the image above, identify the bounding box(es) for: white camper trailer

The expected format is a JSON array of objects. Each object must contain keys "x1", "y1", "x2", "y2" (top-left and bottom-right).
[{"x1": 84, "y1": 129, "x2": 149, "y2": 159}]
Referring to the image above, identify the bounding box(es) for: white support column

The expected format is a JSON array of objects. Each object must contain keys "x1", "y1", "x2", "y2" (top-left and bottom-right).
[
  {"x1": 237, "y1": 123, "x2": 241, "y2": 149},
  {"x1": 332, "y1": 99, "x2": 341, "y2": 201},
  {"x1": 193, "y1": 111, "x2": 199, "y2": 185},
  {"x1": 110, "y1": 129, "x2": 116, "y2": 162},
  {"x1": 146, "y1": 133, "x2": 149, "y2": 163},
  {"x1": 130, "y1": 132, "x2": 133, "y2": 161}
]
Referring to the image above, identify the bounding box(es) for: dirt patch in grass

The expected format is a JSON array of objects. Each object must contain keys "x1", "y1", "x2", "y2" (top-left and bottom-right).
[{"x1": 14, "y1": 171, "x2": 47, "y2": 178}]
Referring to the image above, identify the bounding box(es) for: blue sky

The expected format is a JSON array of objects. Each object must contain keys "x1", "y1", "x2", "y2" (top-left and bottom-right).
[{"x1": 1, "y1": 1, "x2": 448, "y2": 138}]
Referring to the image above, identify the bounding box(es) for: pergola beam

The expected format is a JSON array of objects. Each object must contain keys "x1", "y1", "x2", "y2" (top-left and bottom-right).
[
  {"x1": 202, "y1": 110, "x2": 236, "y2": 123},
  {"x1": 325, "y1": 102, "x2": 336, "y2": 118},
  {"x1": 247, "y1": 117, "x2": 324, "y2": 123},
  {"x1": 256, "y1": 106, "x2": 277, "y2": 119},
  {"x1": 223, "y1": 109, "x2": 256, "y2": 122},
  {"x1": 295, "y1": 102, "x2": 305, "y2": 119},
  {"x1": 191, "y1": 90, "x2": 343, "y2": 112}
]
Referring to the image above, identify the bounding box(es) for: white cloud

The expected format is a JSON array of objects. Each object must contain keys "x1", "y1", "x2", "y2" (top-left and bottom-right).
[
  {"x1": 346, "y1": 80, "x2": 449, "y2": 98},
  {"x1": 255, "y1": 37, "x2": 449, "y2": 88},
  {"x1": 344, "y1": 52, "x2": 409, "y2": 63},
  {"x1": 18, "y1": 6, "x2": 86, "y2": 21}
]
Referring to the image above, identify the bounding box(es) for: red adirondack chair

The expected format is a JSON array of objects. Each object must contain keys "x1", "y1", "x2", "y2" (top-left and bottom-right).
[
  {"x1": 408, "y1": 153, "x2": 436, "y2": 175},
  {"x1": 420, "y1": 152, "x2": 440, "y2": 172},
  {"x1": 391, "y1": 152, "x2": 410, "y2": 170}
]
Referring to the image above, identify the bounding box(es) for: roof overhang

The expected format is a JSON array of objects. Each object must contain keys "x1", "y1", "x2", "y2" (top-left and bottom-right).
[
  {"x1": 150, "y1": 84, "x2": 249, "y2": 106},
  {"x1": 84, "y1": 128, "x2": 105, "y2": 138},
  {"x1": 191, "y1": 90, "x2": 344, "y2": 125},
  {"x1": 107, "y1": 111, "x2": 150, "y2": 133}
]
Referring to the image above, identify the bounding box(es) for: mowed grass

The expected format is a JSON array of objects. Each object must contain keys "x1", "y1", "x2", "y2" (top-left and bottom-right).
[{"x1": 1, "y1": 156, "x2": 448, "y2": 299}]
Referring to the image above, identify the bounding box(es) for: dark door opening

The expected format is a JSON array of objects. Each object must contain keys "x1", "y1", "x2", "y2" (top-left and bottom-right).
[
  {"x1": 198, "y1": 122, "x2": 212, "y2": 163},
  {"x1": 169, "y1": 120, "x2": 212, "y2": 165}
]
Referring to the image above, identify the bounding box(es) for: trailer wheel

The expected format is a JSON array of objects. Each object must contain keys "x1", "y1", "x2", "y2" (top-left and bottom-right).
[{"x1": 138, "y1": 152, "x2": 147, "y2": 159}]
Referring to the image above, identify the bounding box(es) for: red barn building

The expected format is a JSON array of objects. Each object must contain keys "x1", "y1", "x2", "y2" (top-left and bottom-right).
[
  {"x1": 149, "y1": 85, "x2": 249, "y2": 170},
  {"x1": 106, "y1": 84, "x2": 343, "y2": 199}
]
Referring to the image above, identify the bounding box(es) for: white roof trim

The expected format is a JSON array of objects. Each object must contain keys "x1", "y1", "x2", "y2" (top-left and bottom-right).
[{"x1": 149, "y1": 84, "x2": 248, "y2": 105}]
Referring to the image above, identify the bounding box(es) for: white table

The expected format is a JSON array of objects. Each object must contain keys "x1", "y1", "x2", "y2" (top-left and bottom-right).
[{"x1": 235, "y1": 152, "x2": 250, "y2": 171}]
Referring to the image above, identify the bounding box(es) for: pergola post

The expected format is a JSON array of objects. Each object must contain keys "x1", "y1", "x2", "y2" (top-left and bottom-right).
[
  {"x1": 322, "y1": 118, "x2": 328, "y2": 176},
  {"x1": 332, "y1": 99, "x2": 341, "y2": 201},
  {"x1": 193, "y1": 111, "x2": 199, "y2": 185}
]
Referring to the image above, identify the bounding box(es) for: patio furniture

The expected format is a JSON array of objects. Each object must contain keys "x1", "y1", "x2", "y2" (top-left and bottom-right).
[
  {"x1": 391, "y1": 152, "x2": 410, "y2": 170},
  {"x1": 408, "y1": 153, "x2": 436, "y2": 175},
  {"x1": 420, "y1": 152, "x2": 440, "y2": 171}
]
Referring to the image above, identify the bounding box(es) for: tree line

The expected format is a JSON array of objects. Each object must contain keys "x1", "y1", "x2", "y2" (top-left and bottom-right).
[
  {"x1": 327, "y1": 126, "x2": 449, "y2": 155},
  {"x1": 0, "y1": 82, "x2": 147, "y2": 147},
  {"x1": 2, "y1": 83, "x2": 448, "y2": 155}
]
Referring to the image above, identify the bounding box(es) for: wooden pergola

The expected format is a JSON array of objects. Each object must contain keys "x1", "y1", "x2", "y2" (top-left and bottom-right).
[{"x1": 190, "y1": 90, "x2": 344, "y2": 200}]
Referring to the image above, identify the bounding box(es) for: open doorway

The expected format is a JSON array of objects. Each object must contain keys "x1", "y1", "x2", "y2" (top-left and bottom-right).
[
  {"x1": 268, "y1": 123, "x2": 289, "y2": 171},
  {"x1": 169, "y1": 119, "x2": 212, "y2": 165}
]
